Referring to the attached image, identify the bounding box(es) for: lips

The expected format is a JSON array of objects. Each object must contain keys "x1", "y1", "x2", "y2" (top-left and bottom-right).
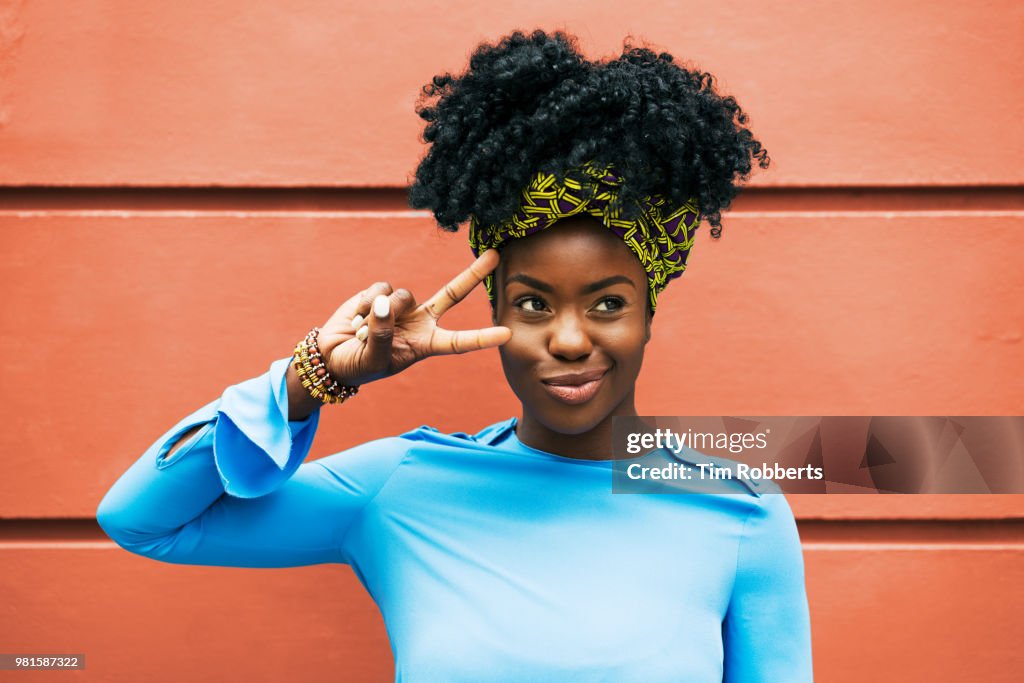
[
  {"x1": 541, "y1": 367, "x2": 610, "y2": 386},
  {"x1": 540, "y1": 367, "x2": 609, "y2": 405}
]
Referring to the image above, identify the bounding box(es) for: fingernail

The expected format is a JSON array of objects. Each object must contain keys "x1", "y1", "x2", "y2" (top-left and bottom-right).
[
  {"x1": 352, "y1": 314, "x2": 364, "y2": 329},
  {"x1": 356, "y1": 325, "x2": 369, "y2": 341},
  {"x1": 373, "y1": 294, "x2": 390, "y2": 318}
]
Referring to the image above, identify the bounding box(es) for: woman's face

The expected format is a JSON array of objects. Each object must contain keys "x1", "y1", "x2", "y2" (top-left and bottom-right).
[{"x1": 490, "y1": 214, "x2": 652, "y2": 436}]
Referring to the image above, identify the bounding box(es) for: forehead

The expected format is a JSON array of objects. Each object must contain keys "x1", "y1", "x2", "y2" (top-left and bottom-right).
[{"x1": 497, "y1": 214, "x2": 646, "y2": 283}]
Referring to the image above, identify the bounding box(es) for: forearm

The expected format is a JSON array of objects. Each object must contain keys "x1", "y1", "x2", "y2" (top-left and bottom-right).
[
  {"x1": 97, "y1": 356, "x2": 321, "y2": 552},
  {"x1": 163, "y1": 357, "x2": 318, "y2": 465}
]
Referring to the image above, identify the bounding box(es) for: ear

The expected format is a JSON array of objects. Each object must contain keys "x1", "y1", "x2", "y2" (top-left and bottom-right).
[{"x1": 644, "y1": 307, "x2": 653, "y2": 344}]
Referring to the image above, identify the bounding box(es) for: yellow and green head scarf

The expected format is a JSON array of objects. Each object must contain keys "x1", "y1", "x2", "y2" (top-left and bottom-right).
[{"x1": 468, "y1": 160, "x2": 701, "y2": 313}]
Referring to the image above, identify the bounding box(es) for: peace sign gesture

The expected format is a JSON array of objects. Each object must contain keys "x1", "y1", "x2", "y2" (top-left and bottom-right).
[{"x1": 316, "y1": 249, "x2": 512, "y2": 387}]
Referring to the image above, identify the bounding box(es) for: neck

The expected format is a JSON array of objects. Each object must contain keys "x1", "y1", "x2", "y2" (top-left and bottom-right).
[{"x1": 515, "y1": 389, "x2": 638, "y2": 460}]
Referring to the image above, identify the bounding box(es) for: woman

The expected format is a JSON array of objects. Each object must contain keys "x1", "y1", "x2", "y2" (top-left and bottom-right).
[{"x1": 97, "y1": 29, "x2": 812, "y2": 682}]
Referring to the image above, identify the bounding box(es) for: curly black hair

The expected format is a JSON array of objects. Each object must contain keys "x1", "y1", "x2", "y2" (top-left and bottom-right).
[{"x1": 407, "y1": 28, "x2": 769, "y2": 239}]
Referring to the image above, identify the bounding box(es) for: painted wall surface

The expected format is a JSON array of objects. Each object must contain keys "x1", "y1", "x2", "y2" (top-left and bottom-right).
[{"x1": 1, "y1": 2, "x2": 1021, "y2": 681}]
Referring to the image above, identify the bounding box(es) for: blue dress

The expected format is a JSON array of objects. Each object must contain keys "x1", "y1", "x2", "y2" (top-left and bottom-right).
[{"x1": 97, "y1": 357, "x2": 813, "y2": 682}]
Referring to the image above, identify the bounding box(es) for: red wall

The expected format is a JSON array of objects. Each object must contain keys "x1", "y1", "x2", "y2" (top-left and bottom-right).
[{"x1": 1, "y1": 2, "x2": 1022, "y2": 680}]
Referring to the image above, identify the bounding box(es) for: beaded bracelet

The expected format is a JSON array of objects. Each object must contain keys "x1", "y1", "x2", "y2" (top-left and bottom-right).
[{"x1": 292, "y1": 327, "x2": 360, "y2": 405}]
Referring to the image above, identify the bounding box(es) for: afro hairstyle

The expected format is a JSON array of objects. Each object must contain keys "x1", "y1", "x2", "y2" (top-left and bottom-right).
[{"x1": 407, "y1": 28, "x2": 770, "y2": 240}]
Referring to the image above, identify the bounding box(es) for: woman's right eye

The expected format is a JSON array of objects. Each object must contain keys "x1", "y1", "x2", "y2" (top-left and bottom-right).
[{"x1": 514, "y1": 296, "x2": 546, "y2": 312}]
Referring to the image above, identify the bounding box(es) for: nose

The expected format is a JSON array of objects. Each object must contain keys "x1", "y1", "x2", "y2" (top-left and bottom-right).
[{"x1": 547, "y1": 309, "x2": 593, "y2": 360}]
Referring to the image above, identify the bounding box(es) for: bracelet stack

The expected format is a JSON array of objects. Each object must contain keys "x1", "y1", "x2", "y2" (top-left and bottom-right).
[{"x1": 292, "y1": 327, "x2": 360, "y2": 405}]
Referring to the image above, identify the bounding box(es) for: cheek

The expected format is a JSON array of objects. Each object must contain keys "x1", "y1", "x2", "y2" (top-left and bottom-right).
[
  {"x1": 598, "y1": 319, "x2": 646, "y2": 349},
  {"x1": 605, "y1": 328, "x2": 647, "y2": 372},
  {"x1": 606, "y1": 325, "x2": 644, "y2": 346},
  {"x1": 497, "y1": 326, "x2": 536, "y2": 369}
]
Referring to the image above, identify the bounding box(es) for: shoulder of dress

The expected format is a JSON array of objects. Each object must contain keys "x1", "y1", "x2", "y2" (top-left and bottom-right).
[
  {"x1": 474, "y1": 417, "x2": 518, "y2": 444},
  {"x1": 396, "y1": 417, "x2": 515, "y2": 447}
]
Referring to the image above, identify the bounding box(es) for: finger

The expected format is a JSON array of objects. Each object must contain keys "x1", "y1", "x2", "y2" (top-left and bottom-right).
[
  {"x1": 362, "y1": 293, "x2": 395, "y2": 372},
  {"x1": 351, "y1": 282, "x2": 395, "y2": 327},
  {"x1": 428, "y1": 325, "x2": 512, "y2": 356},
  {"x1": 356, "y1": 288, "x2": 415, "y2": 330},
  {"x1": 421, "y1": 249, "x2": 500, "y2": 321},
  {"x1": 323, "y1": 281, "x2": 394, "y2": 331},
  {"x1": 323, "y1": 287, "x2": 369, "y2": 330},
  {"x1": 390, "y1": 288, "x2": 418, "y2": 321}
]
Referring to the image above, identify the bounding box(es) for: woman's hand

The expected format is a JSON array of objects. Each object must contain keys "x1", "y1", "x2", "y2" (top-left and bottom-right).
[{"x1": 316, "y1": 249, "x2": 511, "y2": 387}]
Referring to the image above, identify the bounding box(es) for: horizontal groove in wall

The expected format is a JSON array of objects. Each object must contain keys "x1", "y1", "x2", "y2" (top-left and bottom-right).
[
  {"x1": 0, "y1": 186, "x2": 1022, "y2": 213},
  {"x1": 797, "y1": 518, "x2": 1024, "y2": 545},
  {"x1": 2, "y1": 518, "x2": 1024, "y2": 548}
]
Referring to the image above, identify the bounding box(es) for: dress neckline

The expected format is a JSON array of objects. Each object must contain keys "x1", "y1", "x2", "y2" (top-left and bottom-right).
[{"x1": 490, "y1": 416, "x2": 650, "y2": 467}]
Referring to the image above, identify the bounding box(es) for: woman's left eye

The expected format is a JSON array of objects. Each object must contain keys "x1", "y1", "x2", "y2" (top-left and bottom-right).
[{"x1": 595, "y1": 297, "x2": 625, "y2": 312}]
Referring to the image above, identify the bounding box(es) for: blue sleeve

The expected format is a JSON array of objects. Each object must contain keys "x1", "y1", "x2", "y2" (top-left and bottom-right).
[
  {"x1": 95, "y1": 356, "x2": 409, "y2": 568},
  {"x1": 722, "y1": 493, "x2": 814, "y2": 682}
]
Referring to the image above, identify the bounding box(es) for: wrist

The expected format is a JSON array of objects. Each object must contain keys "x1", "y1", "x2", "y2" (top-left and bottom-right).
[{"x1": 286, "y1": 327, "x2": 361, "y2": 419}]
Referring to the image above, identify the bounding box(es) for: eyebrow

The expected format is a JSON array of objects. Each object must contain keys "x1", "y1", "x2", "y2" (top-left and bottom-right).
[{"x1": 504, "y1": 273, "x2": 636, "y2": 295}]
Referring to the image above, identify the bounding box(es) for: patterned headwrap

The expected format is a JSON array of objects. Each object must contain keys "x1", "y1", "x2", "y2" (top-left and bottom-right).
[{"x1": 468, "y1": 160, "x2": 701, "y2": 313}]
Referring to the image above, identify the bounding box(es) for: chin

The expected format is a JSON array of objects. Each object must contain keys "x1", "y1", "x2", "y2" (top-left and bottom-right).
[{"x1": 529, "y1": 399, "x2": 613, "y2": 436}]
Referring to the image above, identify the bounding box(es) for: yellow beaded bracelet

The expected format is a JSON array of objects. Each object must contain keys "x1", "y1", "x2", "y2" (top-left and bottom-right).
[{"x1": 292, "y1": 327, "x2": 360, "y2": 405}]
